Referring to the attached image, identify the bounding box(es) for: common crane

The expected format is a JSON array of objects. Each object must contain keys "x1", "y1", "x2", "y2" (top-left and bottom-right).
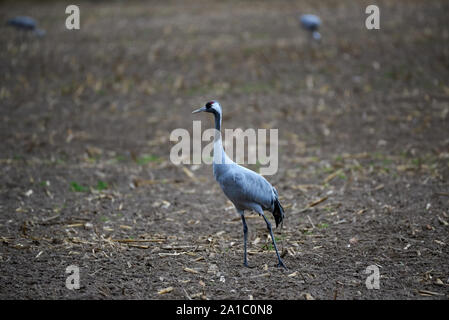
[{"x1": 192, "y1": 101, "x2": 286, "y2": 268}]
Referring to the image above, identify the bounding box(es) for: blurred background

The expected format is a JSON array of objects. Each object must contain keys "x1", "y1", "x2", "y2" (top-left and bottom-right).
[{"x1": 0, "y1": 0, "x2": 448, "y2": 299}]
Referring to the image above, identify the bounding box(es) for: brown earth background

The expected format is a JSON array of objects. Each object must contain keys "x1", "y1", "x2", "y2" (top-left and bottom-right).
[{"x1": 0, "y1": 0, "x2": 448, "y2": 299}]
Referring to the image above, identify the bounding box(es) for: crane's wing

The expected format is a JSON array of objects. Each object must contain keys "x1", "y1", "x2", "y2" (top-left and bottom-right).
[{"x1": 218, "y1": 164, "x2": 275, "y2": 211}]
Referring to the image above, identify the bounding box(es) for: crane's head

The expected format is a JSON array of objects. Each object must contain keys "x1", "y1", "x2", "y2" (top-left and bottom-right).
[{"x1": 192, "y1": 100, "x2": 222, "y2": 115}]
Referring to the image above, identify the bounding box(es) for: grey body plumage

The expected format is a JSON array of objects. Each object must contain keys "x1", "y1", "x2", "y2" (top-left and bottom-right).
[
  {"x1": 192, "y1": 101, "x2": 286, "y2": 268},
  {"x1": 215, "y1": 163, "x2": 283, "y2": 226}
]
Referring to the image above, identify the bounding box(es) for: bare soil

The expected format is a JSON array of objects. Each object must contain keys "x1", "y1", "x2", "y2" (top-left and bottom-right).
[{"x1": 0, "y1": 0, "x2": 448, "y2": 300}]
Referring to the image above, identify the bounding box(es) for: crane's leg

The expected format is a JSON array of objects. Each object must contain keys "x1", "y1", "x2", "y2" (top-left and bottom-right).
[
  {"x1": 239, "y1": 211, "x2": 252, "y2": 268},
  {"x1": 260, "y1": 213, "x2": 287, "y2": 269}
]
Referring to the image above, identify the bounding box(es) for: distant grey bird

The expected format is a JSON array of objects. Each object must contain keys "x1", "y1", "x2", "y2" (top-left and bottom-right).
[
  {"x1": 192, "y1": 101, "x2": 286, "y2": 268},
  {"x1": 299, "y1": 14, "x2": 321, "y2": 41},
  {"x1": 7, "y1": 16, "x2": 45, "y2": 36}
]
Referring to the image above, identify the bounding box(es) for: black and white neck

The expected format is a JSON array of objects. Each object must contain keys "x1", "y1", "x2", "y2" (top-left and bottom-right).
[{"x1": 206, "y1": 102, "x2": 232, "y2": 167}]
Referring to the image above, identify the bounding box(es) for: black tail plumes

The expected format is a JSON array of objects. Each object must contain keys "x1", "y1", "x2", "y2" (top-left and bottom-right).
[{"x1": 272, "y1": 198, "x2": 285, "y2": 228}]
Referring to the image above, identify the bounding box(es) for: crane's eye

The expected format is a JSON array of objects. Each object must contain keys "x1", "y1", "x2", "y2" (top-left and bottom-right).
[{"x1": 205, "y1": 101, "x2": 213, "y2": 109}]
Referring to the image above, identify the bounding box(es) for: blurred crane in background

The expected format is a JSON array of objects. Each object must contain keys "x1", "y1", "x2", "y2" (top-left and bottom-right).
[
  {"x1": 7, "y1": 16, "x2": 45, "y2": 36},
  {"x1": 299, "y1": 14, "x2": 321, "y2": 41}
]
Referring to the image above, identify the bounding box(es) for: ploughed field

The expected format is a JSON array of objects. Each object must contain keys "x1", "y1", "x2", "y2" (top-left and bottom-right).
[{"x1": 0, "y1": 0, "x2": 448, "y2": 299}]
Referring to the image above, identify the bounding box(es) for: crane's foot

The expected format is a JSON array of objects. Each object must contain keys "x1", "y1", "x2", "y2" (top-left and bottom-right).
[
  {"x1": 277, "y1": 260, "x2": 288, "y2": 269},
  {"x1": 243, "y1": 262, "x2": 255, "y2": 268}
]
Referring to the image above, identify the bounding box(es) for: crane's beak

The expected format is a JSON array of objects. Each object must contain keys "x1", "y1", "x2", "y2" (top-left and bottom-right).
[{"x1": 192, "y1": 106, "x2": 206, "y2": 114}]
